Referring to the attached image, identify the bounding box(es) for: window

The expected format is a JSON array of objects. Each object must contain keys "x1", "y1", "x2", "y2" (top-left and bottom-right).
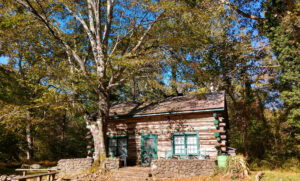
[
  {"x1": 107, "y1": 136, "x2": 128, "y2": 157},
  {"x1": 172, "y1": 133, "x2": 199, "y2": 155}
]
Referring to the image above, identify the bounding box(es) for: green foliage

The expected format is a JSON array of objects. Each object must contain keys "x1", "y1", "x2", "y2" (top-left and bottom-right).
[
  {"x1": 0, "y1": 66, "x2": 30, "y2": 105},
  {"x1": 0, "y1": 0, "x2": 299, "y2": 171},
  {"x1": 262, "y1": 0, "x2": 300, "y2": 157}
]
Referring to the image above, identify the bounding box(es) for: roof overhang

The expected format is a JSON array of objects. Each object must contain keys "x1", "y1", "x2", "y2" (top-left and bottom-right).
[{"x1": 109, "y1": 107, "x2": 224, "y2": 119}]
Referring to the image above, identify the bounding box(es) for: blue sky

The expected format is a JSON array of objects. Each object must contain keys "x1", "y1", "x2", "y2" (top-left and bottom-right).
[{"x1": 0, "y1": 56, "x2": 8, "y2": 64}]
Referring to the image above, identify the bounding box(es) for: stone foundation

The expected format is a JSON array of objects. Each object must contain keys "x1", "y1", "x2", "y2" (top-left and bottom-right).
[
  {"x1": 57, "y1": 158, "x2": 93, "y2": 175},
  {"x1": 151, "y1": 159, "x2": 216, "y2": 178},
  {"x1": 102, "y1": 158, "x2": 121, "y2": 170}
]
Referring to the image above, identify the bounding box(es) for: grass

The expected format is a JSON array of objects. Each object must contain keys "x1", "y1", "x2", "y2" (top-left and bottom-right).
[
  {"x1": 259, "y1": 170, "x2": 300, "y2": 181},
  {"x1": 156, "y1": 170, "x2": 300, "y2": 181}
]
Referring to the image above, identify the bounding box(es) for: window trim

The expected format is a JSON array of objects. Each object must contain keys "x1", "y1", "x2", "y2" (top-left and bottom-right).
[
  {"x1": 171, "y1": 132, "x2": 199, "y2": 156},
  {"x1": 107, "y1": 136, "x2": 128, "y2": 157}
]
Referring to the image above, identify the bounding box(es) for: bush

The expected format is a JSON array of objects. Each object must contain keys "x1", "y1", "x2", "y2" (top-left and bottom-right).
[
  {"x1": 225, "y1": 155, "x2": 250, "y2": 179},
  {"x1": 282, "y1": 158, "x2": 300, "y2": 172}
]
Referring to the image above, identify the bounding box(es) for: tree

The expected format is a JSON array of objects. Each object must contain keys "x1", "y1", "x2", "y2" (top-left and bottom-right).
[
  {"x1": 221, "y1": 0, "x2": 300, "y2": 159},
  {"x1": 263, "y1": 0, "x2": 300, "y2": 155},
  {"x1": 1, "y1": 0, "x2": 168, "y2": 161}
]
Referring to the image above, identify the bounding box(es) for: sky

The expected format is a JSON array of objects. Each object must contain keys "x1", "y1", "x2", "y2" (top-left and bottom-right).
[{"x1": 0, "y1": 56, "x2": 8, "y2": 64}]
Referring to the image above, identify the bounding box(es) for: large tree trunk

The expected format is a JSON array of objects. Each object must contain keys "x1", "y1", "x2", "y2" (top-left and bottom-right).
[{"x1": 87, "y1": 93, "x2": 110, "y2": 162}]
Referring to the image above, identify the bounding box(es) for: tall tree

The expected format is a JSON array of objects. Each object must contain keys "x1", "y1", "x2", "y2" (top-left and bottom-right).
[
  {"x1": 221, "y1": 0, "x2": 300, "y2": 158},
  {"x1": 2, "y1": 0, "x2": 167, "y2": 160}
]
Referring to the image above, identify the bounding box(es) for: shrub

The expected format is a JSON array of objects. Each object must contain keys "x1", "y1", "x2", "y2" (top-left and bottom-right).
[{"x1": 225, "y1": 155, "x2": 250, "y2": 179}]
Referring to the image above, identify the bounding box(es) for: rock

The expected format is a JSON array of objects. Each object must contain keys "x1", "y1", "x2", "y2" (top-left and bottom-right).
[
  {"x1": 151, "y1": 159, "x2": 216, "y2": 178},
  {"x1": 0, "y1": 175, "x2": 8, "y2": 181},
  {"x1": 7, "y1": 175, "x2": 16, "y2": 180},
  {"x1": 57, "y1": 158, "x2": 93, "y2": 176},
  {"x1": 30, "y1": 164, "x2": 41, "y2": 169}
]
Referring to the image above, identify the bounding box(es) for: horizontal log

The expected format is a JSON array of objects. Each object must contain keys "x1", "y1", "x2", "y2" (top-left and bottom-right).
[
  {"x1": 219, "y1": 127, "x2": 226, "y2": 132},
  {"x1": 198, "y1": 136, "x2": 216, "y2": 140},
  {"x1": 220, "y1": 135, "x2": 227, "y2": 139},
  {"x1": 199, "y1": 140, "x2": 218, "y2": 145},
  {"x1": 218, "y1": 140, "x2": 227, "y2": 146},
  {"x1": 107, "y1": 127, "x2": 220, "y2": 133},
  {"x1": 108, "y1": 120, "x2": 216, "y2": 128},
  {"x1": 219, "y1": 123, "x2": 226, "y2": 127}
]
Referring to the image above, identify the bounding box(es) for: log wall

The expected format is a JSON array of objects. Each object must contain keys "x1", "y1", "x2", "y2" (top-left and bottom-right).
[{"x1": 107, "y1": 112, "x2": 227, "y2": 165}]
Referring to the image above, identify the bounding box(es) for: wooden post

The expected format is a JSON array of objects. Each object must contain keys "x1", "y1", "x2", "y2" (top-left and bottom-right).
[
  {"x1": 37, "y1": 175, "x2": 42, "y2": 181},
  {"x1": 50, "y1": 174, "x2": 55, "y2": 181},
  {"x1": 22, "y1": 171, "x2": 26, "y2": 176}
]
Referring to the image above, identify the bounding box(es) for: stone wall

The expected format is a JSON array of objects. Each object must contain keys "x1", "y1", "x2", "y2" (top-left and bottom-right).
[
  {"x1": 57, "y1": 158, "x2": 93, "y2": 175},
  {"x1": 101, "y1": 158, "x2": 121, "y2": 170},
  {"x1": 151, "y1": 159, "x2": 216, "y2": 178}
]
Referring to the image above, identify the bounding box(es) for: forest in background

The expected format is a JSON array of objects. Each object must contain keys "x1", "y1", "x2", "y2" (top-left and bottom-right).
[{"x1": 0, "y1": 0, "x2": 299, "y2": 171}]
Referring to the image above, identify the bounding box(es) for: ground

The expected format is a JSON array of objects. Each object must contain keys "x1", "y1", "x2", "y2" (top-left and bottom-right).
[
  {"x1": 62, "y1": 169, "x2": 300, "y2": 181},
  {"x1": 164, "y1": 171, "x2": 300, "y2": 181}
]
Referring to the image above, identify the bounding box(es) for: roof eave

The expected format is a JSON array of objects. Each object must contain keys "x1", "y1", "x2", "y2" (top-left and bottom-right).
[{"x1": 109, "y1": 107, "x2": 224, "y2": 120}]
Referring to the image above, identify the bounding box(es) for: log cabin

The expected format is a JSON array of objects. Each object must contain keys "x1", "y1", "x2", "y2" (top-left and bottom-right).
[{"x1": 106, "y1": 91, "x2": 228, "y2": 166}]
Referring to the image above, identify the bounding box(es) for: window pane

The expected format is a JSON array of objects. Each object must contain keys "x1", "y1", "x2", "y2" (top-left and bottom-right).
[
  {"x1": 186, "y1": 135, "x2": 197, "y2": 144},
  {"x1": 174, "y1": 135, "x2": 184, "y2": 144},
  {"x1": 144, "y1": 138, "x2": 155, "y2": 150},
  {"x1": 173, "y1": 134, "x2": 198, "y2": 155},
  {"x1": 174, "y1": 145, "x2": 185, "y2": 154},
  {"x1": 118, "y1": 138, "x2": 127, "y2": 156},
  {"x1": 187, "y1": 145, "x2": 197, "y2": 154},
  {"x1": 109, "y1": 138, "x2": 117, "y2": 146},
  {"x1": 108, "y1": 146, "x2": 117, "y2": 156},
  {"x1": 118, "y1": 138, "x2": 127, "y2": 146}
]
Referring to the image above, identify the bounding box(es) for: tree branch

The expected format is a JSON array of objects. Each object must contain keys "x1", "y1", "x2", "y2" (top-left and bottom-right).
[
  {"x1": 103, "y1": 0, "x2": 114, "y2": 45},
  {"x1": 65, "y1": 4, "x2": 99, "y2": 60},
  {"x1": 130, "y1": 12, "x2": 163, "y2": 53},
  {"x1": 15, "y1": 0, "x2": 101, "y2": 95},
  {"x1": 219, "y1": 0, "x2": 264, "y2": 23}
]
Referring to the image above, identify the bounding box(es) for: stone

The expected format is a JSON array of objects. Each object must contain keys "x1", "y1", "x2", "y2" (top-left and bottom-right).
[
  {"x1": 0, "y1": 175, "x2": 8, "y2": 181},
  {"x1": 151, "y1": 159, "x2": 216, "y2": 179},
  {"x1": 101, "y1": 158, "x2": 120, "y2": 171},
  {"x1": 7, "y1": 175, "x2": 16, "y2": 181},
  {"x1": 57, "y1": 158, "x2": 93, "y2": 176},
  {"x1": 30, "y1": 164, "x2": 41, "y2": 169}
]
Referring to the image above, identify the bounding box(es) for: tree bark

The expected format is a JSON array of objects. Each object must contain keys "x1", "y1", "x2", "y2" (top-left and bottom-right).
[
  {"x1": 26, "y1": 122, "x2": 32, "y2": 161},
  {"x1": 131, "y1": 77, "x2": 136, "y2": 101},
  {"x1": 86, "y1": 93, "x2": 110, "y2": 161},
  {"x1": 171, "y1": 62, "x2": 178, "y2": 96}
]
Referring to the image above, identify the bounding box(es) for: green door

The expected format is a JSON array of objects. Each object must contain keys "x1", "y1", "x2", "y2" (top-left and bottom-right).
[{"x1": 141, "y1": 134, "x2": 157, "y2": 166}]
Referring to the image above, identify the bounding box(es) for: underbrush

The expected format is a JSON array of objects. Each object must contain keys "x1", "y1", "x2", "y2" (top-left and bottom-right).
[
  {"x1": 212, "y1": 155, "x2": 250, "y2": 180},
  {"x1": 0, "y1": 162, "x2": 21, "y2": 174},
  {"x1": 249, "y1": 157, "x2": 300, "y2": 172}
]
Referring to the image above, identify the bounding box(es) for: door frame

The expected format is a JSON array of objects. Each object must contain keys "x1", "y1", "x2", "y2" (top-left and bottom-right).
[{"x1": 141, "y1": 134, "x2": 157, "y2": 166}]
